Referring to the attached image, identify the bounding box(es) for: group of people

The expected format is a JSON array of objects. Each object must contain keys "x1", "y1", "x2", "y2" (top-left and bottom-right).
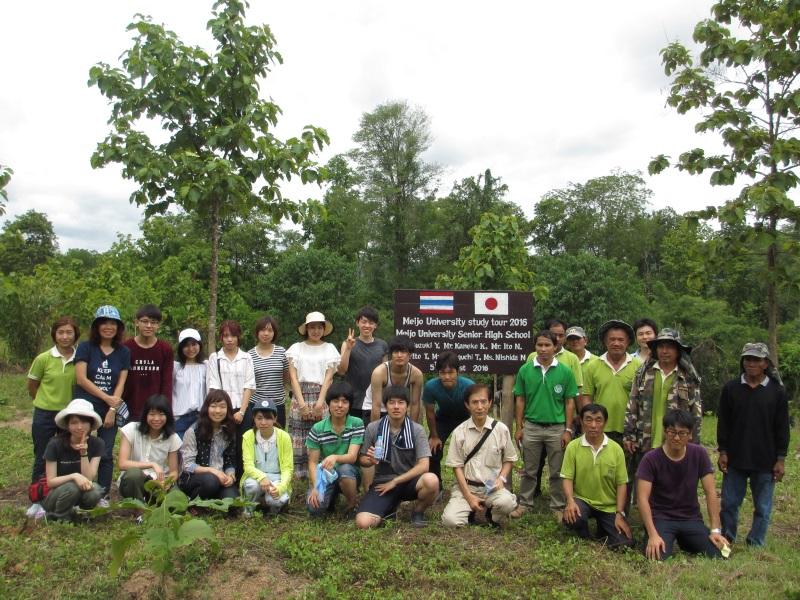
[{"x1": 25, "y1": 305, "x2": 790, "y2": 559}]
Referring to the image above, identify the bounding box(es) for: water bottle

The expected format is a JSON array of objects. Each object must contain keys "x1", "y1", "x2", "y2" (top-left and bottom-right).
[
  {"x1": 484, "y1": 469, "x2": 499, "y2": 495},
  {"x1": 373, "y1": 435, "x2": 384, "y2": 460},
  {"x1": 323, "y1": 467, "x2": 339, "y2": 484}
]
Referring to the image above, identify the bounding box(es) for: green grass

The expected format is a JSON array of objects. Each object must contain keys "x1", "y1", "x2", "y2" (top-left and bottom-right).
[
  {"x1": 0, "y1": 371, "x2": 30, "y2": 422},
  {"x1": 1, "y1": 373, "x2": 798, "y2": 599}
]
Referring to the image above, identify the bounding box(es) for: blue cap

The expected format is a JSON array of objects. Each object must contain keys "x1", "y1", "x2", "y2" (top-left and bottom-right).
[
  {"x1": 93, "y1": 305, "x2": 122, "y2": 323},
  {"x1": 252, "y1": 399, "x2": 278, "y2": 415}
]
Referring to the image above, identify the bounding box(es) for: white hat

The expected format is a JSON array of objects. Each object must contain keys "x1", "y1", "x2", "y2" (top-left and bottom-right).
[
  {"x1": 178, "y1": 328, "x2": 202, "y2": 344},
  {"x1": 55, "y1": 399, "x2": 103, "y2": 431},
  {"x1": 297, "y1": 311, "x2": 334, "y2": 337}
]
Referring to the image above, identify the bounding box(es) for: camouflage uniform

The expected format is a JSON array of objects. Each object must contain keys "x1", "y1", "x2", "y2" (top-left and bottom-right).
[{"x1": 623, "y1": 340, "x2": 703, "y2": 451}]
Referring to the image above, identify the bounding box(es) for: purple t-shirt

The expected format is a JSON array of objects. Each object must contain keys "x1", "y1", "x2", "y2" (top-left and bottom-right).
[{"x1": 636, "y1": 443, "x2": 713, "y2": 521}]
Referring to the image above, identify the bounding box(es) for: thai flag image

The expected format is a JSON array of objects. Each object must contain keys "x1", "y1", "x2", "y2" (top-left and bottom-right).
[{"x1": 419, "y1": 291, "x2": 454, "y2": 314}]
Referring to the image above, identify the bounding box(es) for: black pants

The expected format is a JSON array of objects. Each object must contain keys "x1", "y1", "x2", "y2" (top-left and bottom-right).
[
  {"x1": 31, "y1": 408, "x2": 59, "y2": 483},
  {"x1": 430, "y1": 415, "x2": 464, "y2": 491},
  {"x1": 564, "y1": 498, "x2": 633, "y2": 549},
  {"x1": 180, "y1": 471, "x2": 239, "y2": 501}
]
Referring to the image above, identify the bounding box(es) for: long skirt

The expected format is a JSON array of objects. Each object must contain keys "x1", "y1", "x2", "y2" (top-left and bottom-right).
[{"x1": 289, "y1": 381, "x2": 329, "y2": 479}]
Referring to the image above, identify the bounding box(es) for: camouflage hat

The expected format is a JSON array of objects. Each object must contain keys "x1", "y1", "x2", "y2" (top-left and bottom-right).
[
  {"x1": 565, "y1": 326, "x2": 587, "y2": 339},
  {"x1": 741, "y1": 342, "x2": 769, "y2": 359},
  {"x1": 646, "y1": 328, "x2": 692, "y2": 354},
  {"x1": 598, "y1": 320, "x2": 634, "y2": 344}
]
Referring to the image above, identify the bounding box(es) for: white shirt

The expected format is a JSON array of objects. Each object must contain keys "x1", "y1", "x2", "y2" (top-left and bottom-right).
[
  {"x1": 286, "y1": 342, "x2": 340, "y2": 384},
  {"x1": 207, "y1": 349, "x2": 256, "y2": 409},
  {"x1": 119, "y1": 422, "x2": 182, "y2": 480},
  {"x1": 173, "y1": 360, "x2": 207, "y2": 417}
]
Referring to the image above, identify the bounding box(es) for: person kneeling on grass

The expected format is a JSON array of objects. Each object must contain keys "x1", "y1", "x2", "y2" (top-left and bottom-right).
[
  {"x1": 43, "y1": 399, "x2": 104, "y2": 522},
  {"x1": 241, "y1": 399, "x2": 293, "y2": 516},
  {"x1": 637, "y1": 409, "x2": 728, "y2": 560},
  {"x1": 179, "y1": 390, "x2": 238, "y2": 502},
  {"x1": 306, "y1": 381, "x2": 364, "y2": 517},
  {"x1": 441, "y1": 383, "x2": 518, "y2": 528},
  {"x1": 118, "y1": 394, "x2": 182, "y2": 502},
  {"x1": 560, "y1": 403, "x2": 633, "y2": 549},
  {"x1": 355, "y1": 386, "x2": 438, "y2": 529}
]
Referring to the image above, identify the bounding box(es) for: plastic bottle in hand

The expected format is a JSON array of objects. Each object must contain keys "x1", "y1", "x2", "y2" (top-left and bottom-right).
[{"x1": 373, "y1": 435, "x2": 384, "y2": 460}]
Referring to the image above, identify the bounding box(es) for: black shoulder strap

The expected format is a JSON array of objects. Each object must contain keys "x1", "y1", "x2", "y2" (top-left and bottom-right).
[{"x1": 464, "y1": 420, "x2": 498, "y2": 465}]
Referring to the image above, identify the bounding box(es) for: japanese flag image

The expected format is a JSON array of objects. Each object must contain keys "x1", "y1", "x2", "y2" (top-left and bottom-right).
[{"x1": 474, "y1": 292, "x2": 509, "y2": 315}]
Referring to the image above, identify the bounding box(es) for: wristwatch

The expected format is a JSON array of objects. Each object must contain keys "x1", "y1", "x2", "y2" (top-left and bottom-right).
[
  {"x1": 616, "y1": 510, "x2": 626, "y2": 518},
  {"x1": 711, "y1": 528, "x2": 722, "y2": 534}
]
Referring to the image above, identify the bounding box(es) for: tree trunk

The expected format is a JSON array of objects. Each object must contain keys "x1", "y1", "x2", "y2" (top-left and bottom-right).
[
  {"x1": 207, "y1": 197, "x2": 221, "y2": 354},
  {"x1": 767, "y1": 214, "x2": 779, "y2": 367}
]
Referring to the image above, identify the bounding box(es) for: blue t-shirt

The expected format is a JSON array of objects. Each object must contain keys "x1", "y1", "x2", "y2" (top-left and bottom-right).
[
  {"x1": 74, "y1": 341, "x2": 131, "y2": 415},
  {"x1": 422, "y1": 375, "x2": 475, "y2": 421}
]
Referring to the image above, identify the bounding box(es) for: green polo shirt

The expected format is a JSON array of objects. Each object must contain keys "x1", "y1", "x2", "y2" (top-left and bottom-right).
[
  {"x1": 528, "y1": 348, "x2": 583, "y2": 388},
  {"x1": 651, "y1": 369, "x2": 676, "y2": 448},
  {"x1": 306, "y1": 414, "x2": 365, "y2": 458},
  {"x1": 582, "y1": 354, "x2": 641, "y2": 433},
  {"x1": 560, "y1": 435, "x2": 628, "y2": 513},
  {"x1": 27, "y1": 346, "x2": 76, "y2": 411},
  {"x1": 513, "y1": 357, "x2": 578, "y2": 423}
]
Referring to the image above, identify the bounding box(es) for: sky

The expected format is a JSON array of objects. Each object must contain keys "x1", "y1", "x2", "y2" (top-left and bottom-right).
[{"x1": 0, "y1": 0, "x2": 735, "y2": 251}]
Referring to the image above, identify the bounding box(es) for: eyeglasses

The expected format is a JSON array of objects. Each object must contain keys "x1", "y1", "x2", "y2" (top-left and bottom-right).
[{"x1": 665, "y1": 428, "x2": 690, "y2": 439}]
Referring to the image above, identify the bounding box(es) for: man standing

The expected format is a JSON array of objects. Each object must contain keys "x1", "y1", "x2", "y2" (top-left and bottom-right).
[
  {"x1": 355, "y1": 386, "x2": 438, "y2": 529},
  {"x1": 442, "y1": 383, "x2": 518, "y2": 528},
  {"x1": 512, "y1": 330, "x2": 577, "y2": 520},
  {"x1": 718, "y1": 343, "x2": 790, "y2": 547},
  {"x1": 368, "y1": 335, "x2": 423, "y2": 423},
  {"x1": 565, "y1": 326, "x2": 595, "y2": 366},
  {"x1": 632, "y1": 318, "x2": 658, "y2": 363},
  {"x1": 123, "y1": 304, "x2": 173, "y2": 421},
  {"x1": 337, "y1": 306, "x2": 388, "y2": 425},
  {"x1": 561, "y1": 403, "x2": 633, "y2": 549},
  {"x1": 637, "y1": 409, "x2": 727, "y2": 560},
  {"x1": 424, "y1": 352, "x2": 474, "y2": 491},
  {"x1": 624, "y1": 328, "x2": 702, "y2": 459},
  {"x1": 582, "y1": 320, "x2": 640, "y2": 447}
]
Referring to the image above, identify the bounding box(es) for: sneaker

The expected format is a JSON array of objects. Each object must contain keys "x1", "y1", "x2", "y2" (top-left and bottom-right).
[
  {"x1": 243, "y1": 507, "x2": 254, "y2": 519},
  {"x1": 509, "y1": 504, "x2": 528, "y2": 519},
  {"x1": 98, "y1": 497, "x2": 111, "y2": 509},
  {"x1": 26, "y1": 503, "x2": 43, "y2": 518},
  {"x1": 410, "y1": 511, "x2": 428, "y2": 528}
]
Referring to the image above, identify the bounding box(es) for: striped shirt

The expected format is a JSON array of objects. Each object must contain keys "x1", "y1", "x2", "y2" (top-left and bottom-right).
[
  {"x1": 306, "y1": 415, "x2": 365, "y2": 457},
  {"x1": 249, "y1": 345, "x2": 289, "y2": 406}
]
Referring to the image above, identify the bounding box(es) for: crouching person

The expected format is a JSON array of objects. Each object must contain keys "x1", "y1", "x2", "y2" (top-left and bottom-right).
[
  {"x1": 43, "y1": 399, "x2": 104, "y2": 521},
  {"x1": 307, "y1": 382, "x2": 364, "y2": 517},
  {"x1": 241, "y1": 399, "x2": 293, "y2": 516},
  {"x1": 442, "y1": 384, "x2": 517, "y2": 528},
  {"x1": 561, "y1": 403, "x2": 633, "y2": 549},
  {"x1": 355, "y1": 386, "x2": 438, "y2": 529}
]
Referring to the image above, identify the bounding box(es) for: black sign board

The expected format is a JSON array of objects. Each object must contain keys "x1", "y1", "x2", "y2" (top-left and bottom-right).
[{"x1": 394, "y1": 289, "x2": 534, "y2": 374}]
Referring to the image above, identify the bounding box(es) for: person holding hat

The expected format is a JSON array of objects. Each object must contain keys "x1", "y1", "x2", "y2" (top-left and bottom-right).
[
  {"x1": 582, "y1": 320, "x2": 640, "y2": 447},
  {"x1": 286, "y1": 311, "x2": 340, "y2": 478},
  {"x1": 42, "y1": 399, "x2": 104, "y2": 521},
  {"x1": 564, "y1": 326, "x2": 596, "y2": 366},
  {"x1": 717, "y1": 343, "x2": 790, "y2": 547},
  {"x1": 241, "y1": 398, "x2": 293, "y2": 516},
  {"x1": 623, "y1": 328, "x2": 703, "y2": 459},
  {"x1": 172, "y1": 328, "x2": 208, "y2": 439},
  {"x1": 74, "y1": 305, "x2": 131, "y2": 502}
]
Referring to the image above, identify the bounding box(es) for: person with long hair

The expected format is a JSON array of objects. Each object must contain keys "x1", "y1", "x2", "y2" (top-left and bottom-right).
[
  {"x1": 286, "y1": 311, "x2": 340, "y2": 479},
  {"x1": 248, "y1": 316, "x2": 289, "y2": 428},
  {"x1": 42, "y1": 399, "x2": 104, "y2": 522},
  {"x1": 179, "y1": 390, "x2": 238, "y2": 501},
  {"x1": 27, "y1": 316, "x2": 80, "y2": 516},
  {"x1": 74, "y1": 305, "x2": 130, "y2": 504},
  {"x1": 173, "y1": 328, "x2": 207, "y2": 439},
  {"x1": 118, "y1": 394, "x2": 182, "y2": 502}
]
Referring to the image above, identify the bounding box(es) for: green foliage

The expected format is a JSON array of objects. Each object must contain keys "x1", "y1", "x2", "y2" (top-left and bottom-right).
[
  {"x1": 437, "y1": 213, "x2": 543, "y2": 296},
  {"x1": 648, "y1": 0, "x2": 800, "y2": 362},
  {"x1": 531, "y1": 253, "x2": 649, "y2": 341},
  {"x1": 259, "y1": 247, "x2": 366, "y2": 344},
  {"x1": 0, "y1": 210, "x2": 58, "y2": 275},
  {"x1": 0, "y1": 163, "x2": 12, "y2": 215},
  {"x1": 89, "y1": 0, "x2": 328, "y2": 348}
]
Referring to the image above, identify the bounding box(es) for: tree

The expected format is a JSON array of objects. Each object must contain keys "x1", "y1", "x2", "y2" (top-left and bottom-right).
[
  {"x1": 437, "y1": 213, "x2": 543, "y2": 294},
  {"x1": 648, "y1": 0, "x2": 800, "y2": 364},
  {"x1": 89, "y1": 0, "x2": 328, "y2": 350},
  {"x1": 529, "y1": 170, "x2": 658, "y2": 272},
  {"x1": 0, "y1": 163, "x2": 11, "y2": 216},
  {"x1": 350, "y1": 100, "x2": 441, "y2": 299},
  {"x1": 0, "y1": 210, "x2": 58, "y2": 275}
]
